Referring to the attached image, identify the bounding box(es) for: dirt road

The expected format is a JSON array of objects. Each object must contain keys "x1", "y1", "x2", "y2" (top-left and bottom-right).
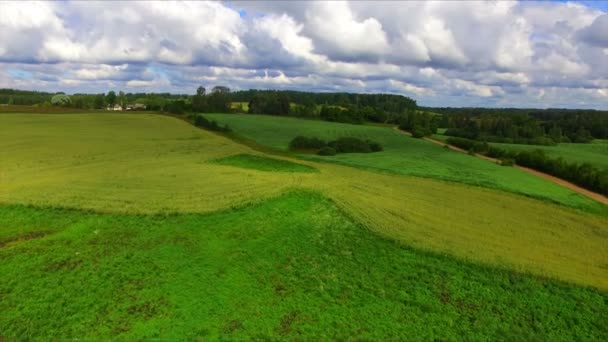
[{"x1": 393, "y1": 127, "x2": 608, "y2": 205}]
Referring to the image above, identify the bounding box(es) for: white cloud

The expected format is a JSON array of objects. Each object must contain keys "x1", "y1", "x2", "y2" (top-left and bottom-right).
[{"x1": 0, "y1": 0, "x2": 606, "y2": 108}]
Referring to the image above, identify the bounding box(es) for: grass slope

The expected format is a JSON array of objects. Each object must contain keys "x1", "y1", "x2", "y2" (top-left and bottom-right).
[
  {"x1": 1, "y1": 113, "x2": 608, "y2": 290},
  {"x1": 1, "y1": 192, "x2": 606, "y2": 340},
  {"x1": 205, "y1": 113, "x2": 602, "y2": 210}
]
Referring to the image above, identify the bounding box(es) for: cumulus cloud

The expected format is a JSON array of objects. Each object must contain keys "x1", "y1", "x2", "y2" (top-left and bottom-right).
[{"x1": 0, "y1": 0, "x2": 606, "y2": 108}]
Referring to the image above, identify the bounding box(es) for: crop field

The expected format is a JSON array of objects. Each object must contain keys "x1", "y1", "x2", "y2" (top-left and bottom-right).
[
  {"x1": 205, "y1": 113, "x2": 604, "y2": 211},
  {"x1": 1, "y1": 113, "x2": 607, "y2": 339}
]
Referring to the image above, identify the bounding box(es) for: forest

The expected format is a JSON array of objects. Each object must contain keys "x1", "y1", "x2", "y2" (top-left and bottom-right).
[{"x1": 429, "y1": 107, "x2": 608, "y2": 144}]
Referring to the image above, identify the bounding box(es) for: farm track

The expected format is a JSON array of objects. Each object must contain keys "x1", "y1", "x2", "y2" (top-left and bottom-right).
[{"x1": 393, "y1": 127, "x2": 608, "y2": 205}]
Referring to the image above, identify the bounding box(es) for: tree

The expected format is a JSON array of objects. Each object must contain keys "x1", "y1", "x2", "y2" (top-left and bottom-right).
[
  {"x1": 106, "y1": 91, "x2": 116, "y2": 107},
  {"x1": 196, "y1": 86, "x2": 206, "y2": 97},
  {"x1": 208, "y1": 86, "x2": 231, "y2": 112},
  {"x1": 51, "y1": 94, "x2": 71, "y2": 106},
  {"x1": 118, "y1": 91, "x2": 126, "y2": 109},
  {"x1": 192, "y1": 86, "x2": 207, "y2": 112},
  {"x1": 94, "y1": 94, "x2": 105, "y2": 109}
]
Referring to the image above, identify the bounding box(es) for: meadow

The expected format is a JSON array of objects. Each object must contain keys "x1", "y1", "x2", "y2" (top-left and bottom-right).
[
  {"x1": 1, "y1": 113, "x2": 607, "y2": 339},
  {"x1": 205, "y1": 113, "x2": 604, "y2": 212}
]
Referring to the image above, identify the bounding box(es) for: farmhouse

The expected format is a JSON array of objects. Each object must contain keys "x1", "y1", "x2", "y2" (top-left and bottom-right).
[
  {"x1": 106, "y1": 104, "x2": 123, "y2": 111},
  {"x1": 126, "y1": 103, "x2": 147, "y2": 110}
]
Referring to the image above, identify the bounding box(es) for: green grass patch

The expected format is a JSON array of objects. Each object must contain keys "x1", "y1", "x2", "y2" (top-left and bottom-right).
[
  {"x1": 1, "y1": 192, "x2": 606, "y2": 340},
  {"x1": 205, "y1": 113, "x2": 606, "y2": 213},
  {"x1": 212, "y1": 153, "x2": 317, "y2": 173}
]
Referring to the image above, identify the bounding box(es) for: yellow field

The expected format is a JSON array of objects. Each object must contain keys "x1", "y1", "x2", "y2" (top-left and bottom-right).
[{"x1": 1, "y1": 113, "x2": 607, "y2": 290}]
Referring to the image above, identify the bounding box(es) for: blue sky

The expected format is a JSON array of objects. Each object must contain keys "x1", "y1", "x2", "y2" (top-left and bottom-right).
[{"x1": 0, "y1": 0, "x2": 607, "y2": 108}]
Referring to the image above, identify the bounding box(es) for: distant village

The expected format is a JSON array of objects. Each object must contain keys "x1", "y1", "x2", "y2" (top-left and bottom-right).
[{"x1": 106, "y1": 103, "x2": 147, "y2": 111}]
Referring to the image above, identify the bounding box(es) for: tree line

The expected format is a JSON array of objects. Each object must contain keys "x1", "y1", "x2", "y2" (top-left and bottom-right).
[
  {"x1": 428, "y1": 107, "x2": 607, "y2": 144},
  {"x1": 446, "y1": 137, "x2": 608, "y2": 196}
]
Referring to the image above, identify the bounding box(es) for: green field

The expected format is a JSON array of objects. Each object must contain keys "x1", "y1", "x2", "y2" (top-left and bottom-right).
[
  {"x1": 1, "y1": 113, "x2": 607, "y2": 339},
  {"x1": 205, "y1": 113, "x2": 603, "y2": 212},
  {"x1": 2, "y1": 192, "x2": 607, "y2": 340}
]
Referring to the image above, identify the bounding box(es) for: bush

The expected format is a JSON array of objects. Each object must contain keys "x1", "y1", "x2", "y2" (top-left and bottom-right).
[
  {"x1": 411, "y1": 125, "x2": 431, "y2": 138},
  {"x1": 289, "y1": 136, "x2": 383, "y2": 154},
  {"x1": 289, "y1": 136, "x2": 326, "y2": 150},
  {"x1": 329, "y1": 137, "x2": 371, "y2": 153},
  {"x1": 500, "y1": 158, "x2": 515, "y2": 166},
  {"x1": 367, "y1": 140, "x2": 383, "y2": 152},
  {"x1": 317, "y1": 147, "x2": 337, "y2": 156}
]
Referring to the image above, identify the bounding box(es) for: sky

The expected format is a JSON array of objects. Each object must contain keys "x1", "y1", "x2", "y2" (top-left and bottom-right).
[{"x1": 0, "y1": 1, "x2": 607, "y2": 108}]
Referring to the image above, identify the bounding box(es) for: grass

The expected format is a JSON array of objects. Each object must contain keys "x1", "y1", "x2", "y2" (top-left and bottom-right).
[
  {"x1": 204, "y1": 113, "x2": 604, "y2": 211},
  {"x1": 1, "y1": 191, "x2": 606, "y2": 340},
  {"x1": 212, "y1": 153, "x2": 317, "y2": 173},
  {"x1": 1, "y1": 113, "x2": 608, "y2": 291}
]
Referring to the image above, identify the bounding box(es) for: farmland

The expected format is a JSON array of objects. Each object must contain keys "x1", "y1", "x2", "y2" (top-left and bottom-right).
[
  {"x1": 205, "y1": 113, "x2": 604, "y2": 212},
  {"x1": 1, "y1": 113, "x2": 607, "y2": 339}
]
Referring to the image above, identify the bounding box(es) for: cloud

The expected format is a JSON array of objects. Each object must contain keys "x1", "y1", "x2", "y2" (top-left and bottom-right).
[
  {"x1": 578, "y1": 14, "x2": 608, "y2": 47},
  {"x1": 0, "y1": 0, "x2": 606, "y2": 108}
]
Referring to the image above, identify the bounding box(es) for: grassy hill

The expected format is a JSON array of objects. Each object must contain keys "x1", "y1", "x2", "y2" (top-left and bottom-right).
[
  {"x1": 205, "y1": 113, "x2": 604, "y2": 212},
  {"x1": 1, "y1": 113, "x2": 607, "y2": 339}
]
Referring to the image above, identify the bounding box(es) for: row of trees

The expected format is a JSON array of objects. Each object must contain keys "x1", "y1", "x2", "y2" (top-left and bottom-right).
[
  {"x1": 445, "y1": 137, "x2": 608, "y2": 196},
  {"x1": 429, "y1": 107, "x2": 607, "y2": 144}
]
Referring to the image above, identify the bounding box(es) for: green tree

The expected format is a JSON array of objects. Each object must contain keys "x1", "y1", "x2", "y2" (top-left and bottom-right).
[
  {"x1": 192, "y1": 86, "x2": 207, "y2": 112},
  {"x1": 51, "y1": 94, "x2": 71, "y2": 106},
  {"x1": 106, "y1": 91, "x2": 116, "y2": 107},
  {"x1": 118, "y1": 91, "x2": 126, "y2": 109}
]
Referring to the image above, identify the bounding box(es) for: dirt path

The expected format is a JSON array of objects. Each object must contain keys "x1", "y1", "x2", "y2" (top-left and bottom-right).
[{"x1": 393, "y1": 127, "x2": 608, "y2": 205}]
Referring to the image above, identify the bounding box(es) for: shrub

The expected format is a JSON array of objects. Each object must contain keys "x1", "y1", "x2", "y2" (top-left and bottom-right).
[
  {"x1": 500, "y1": 158, "x2": 515, "y2": 166},
  {"x1": 193, "y1": 115, "x2": 231, "y2": 132},
  {"x1": 329, "y1": 137, "x2": 371, "y2": 153},
  {"x1": 317, "y1": 146, "x2": 337, "y2": 156},
  {"x1": 289, "y1": 136, "x2": 326, "y2": 150},
  {"x1": 367, "y1": 140, "x2": 383, "y2": 152},
  {"x1": 411, "y1": 125, "x2": 431, "y2": 138}
]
